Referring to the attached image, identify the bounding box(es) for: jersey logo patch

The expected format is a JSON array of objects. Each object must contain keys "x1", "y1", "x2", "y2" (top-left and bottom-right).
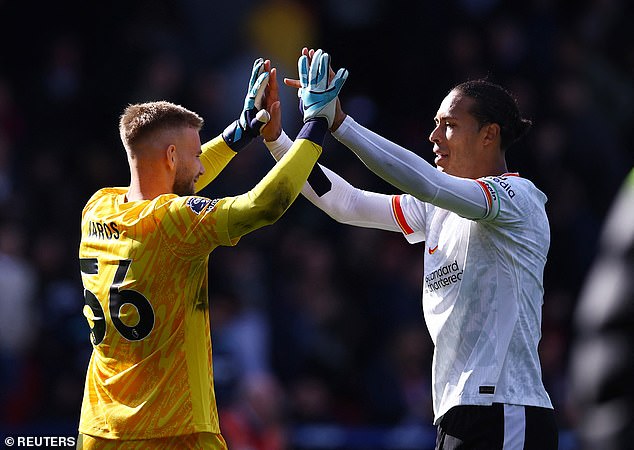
[
  {"x1": 479, "y1": 385, "x2": 495, "y2": 395},
  {"x1": 186, "y1": 197, "x2": 212, "y2": 215},
  {"x1": 428, "y1": 245, "x2": 439, "y2": 255}
]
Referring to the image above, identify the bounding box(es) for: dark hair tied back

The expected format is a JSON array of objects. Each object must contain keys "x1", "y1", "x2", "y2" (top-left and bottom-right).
[
  {"x1": 513, "y1": 117, "x2": 533, "y2": 145},
  {"x1": 452, "y1": 79, "x2": 531, "y2": 150}
]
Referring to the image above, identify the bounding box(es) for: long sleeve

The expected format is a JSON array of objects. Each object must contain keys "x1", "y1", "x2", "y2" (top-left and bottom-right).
[
  {"x1": 333, "y1": 116, "x2": 490, "y2": 219},
  {"x1": 266, "y1": 131, "x2": 400, "y2": 232},
  {"x1": 224, "y1": 122, "x2": 324, "y2": 241},
  {"x1": 194, "y1": 135, "x2": 237, "y2": 193}
]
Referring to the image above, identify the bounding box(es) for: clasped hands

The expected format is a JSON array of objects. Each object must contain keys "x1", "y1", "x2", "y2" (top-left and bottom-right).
[{"x1": 223, "y1": 48, "x2": 348, "y2": 150}]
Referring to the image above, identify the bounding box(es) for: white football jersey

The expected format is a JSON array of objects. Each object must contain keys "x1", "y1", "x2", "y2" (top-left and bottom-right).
[
  {"x1": 266, "y1": 119, "x2": 555, "y2": 425},
  {"x1": 393, "y1": 173, "x2": 554, "y2": 423}
]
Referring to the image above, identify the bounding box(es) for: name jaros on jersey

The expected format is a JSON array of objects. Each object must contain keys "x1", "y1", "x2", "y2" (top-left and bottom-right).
[
  {"x1": 87, "y1": 221, "x2": 120, "y2": 240},
  {"x1": 424, "y1": 260, "x2": 463, "y2": 293}
]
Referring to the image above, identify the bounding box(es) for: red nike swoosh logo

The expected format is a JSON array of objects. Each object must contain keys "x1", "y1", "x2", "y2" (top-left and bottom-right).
[{"x1": 428, "y1": 245, "x2": 439, "y2": 255}]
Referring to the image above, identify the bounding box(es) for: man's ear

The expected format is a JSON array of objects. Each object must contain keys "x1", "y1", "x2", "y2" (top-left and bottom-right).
[
  {"x1": 482, "y1": 123, "x2": 500, "y2": 147},
  {"x1": 166, "y1": 145, "x2": 177, "y2": 170}
]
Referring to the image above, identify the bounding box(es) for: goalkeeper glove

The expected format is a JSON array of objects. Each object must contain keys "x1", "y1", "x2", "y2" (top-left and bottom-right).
[
  {"x1": 298, "y1": 49, "x2": 348, "y2": 128},
  {"x1": 223, "y1": 58, "x2": 271, "y2": 151}
]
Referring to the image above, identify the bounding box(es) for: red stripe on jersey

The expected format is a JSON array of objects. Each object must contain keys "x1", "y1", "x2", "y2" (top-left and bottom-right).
[
  {"x1": 476, "y1": 180, "x2": 493, "y2": 210},
  {"x1": 502, "y1": 172, "x2": 520, "y2": 177},
  {"x1": 392, "y1": 195, "x2": 414, "y2": 235}
]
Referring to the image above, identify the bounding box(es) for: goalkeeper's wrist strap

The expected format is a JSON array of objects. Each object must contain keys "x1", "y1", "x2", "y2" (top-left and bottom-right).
[
  {"x1": 297, "y1": 118, "x2": 328, "y2": 147},
  {"x1": 222, "y1": 120, "x2": 251, "y2": 152}
]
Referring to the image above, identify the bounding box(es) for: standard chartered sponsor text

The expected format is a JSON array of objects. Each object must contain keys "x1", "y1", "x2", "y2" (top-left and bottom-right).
[{"x1": 424, "y1": 260, "x2": 463, "y2": 292}]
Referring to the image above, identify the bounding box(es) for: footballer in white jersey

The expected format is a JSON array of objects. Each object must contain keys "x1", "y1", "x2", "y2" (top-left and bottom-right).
[
  {"x1": 267, "y1": 60, "x2": 557, "y2": 449},
  {"x1": 394, "y1": 173, "x2": 553, "y2": 422},
  {"x1": 267, "y1": 126, "x2": 553, "y2": 423}
]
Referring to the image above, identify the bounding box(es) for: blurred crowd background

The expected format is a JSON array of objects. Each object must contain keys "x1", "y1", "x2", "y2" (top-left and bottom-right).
[{"x1": 0, "y1": 0, "x2": 632, "y2": 449}]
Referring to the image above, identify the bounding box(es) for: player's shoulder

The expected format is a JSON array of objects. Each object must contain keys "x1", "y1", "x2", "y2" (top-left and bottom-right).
[
  {"x1": 152, "y1": 194, "x2": 222, "y2": 220},
  {"x1": 477, "y1": 173, "x2": 547, "y2": 222},
  {"x1": 82, "y1": 187, "x2": 127, "y2": 214},
  {"x1": 479, "y1": 173, "x2": 545, "y2": 203}
]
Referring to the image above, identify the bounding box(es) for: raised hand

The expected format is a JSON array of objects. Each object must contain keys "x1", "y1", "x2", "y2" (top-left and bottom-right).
[
  {"x1": 222, "y1": 58, "x2": 272, "y2": 151},
  {"x1": 285, "y1": 48, "x2": 348, "y2": 131},
  {"x1": 261, "y1": 64, "x2": 282, "y2": 142},
  {"x1": 296, "y1": 49, "x2": 347, "y2": 128}
]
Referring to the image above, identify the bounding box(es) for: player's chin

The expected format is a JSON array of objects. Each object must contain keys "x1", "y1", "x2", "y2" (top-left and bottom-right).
[
  {"x1": 434, "y1": 156, "x2": 448, "y2": 172},
  {"x1": 173, "y1": 180, "x2": 197, "y2": 197}
]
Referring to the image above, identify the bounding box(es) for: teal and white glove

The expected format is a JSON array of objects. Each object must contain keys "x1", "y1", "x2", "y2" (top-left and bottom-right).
[
  {"x1": 298, "y1": 49, "x2": 348, "y2": 128},
  {"x1": 223, "y1": 58, "x2": 271, "y2": 151}
]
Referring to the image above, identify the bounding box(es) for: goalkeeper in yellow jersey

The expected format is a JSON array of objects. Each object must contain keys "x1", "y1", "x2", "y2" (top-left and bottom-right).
[{"x1": 76, "y1": 52, "x2": 347, "y2": 450}]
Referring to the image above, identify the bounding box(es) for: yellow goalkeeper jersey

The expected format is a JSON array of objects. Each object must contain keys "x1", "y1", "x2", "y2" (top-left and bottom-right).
[{"x1": 78, "y1": 135, "x2": 321, "y2": 440}]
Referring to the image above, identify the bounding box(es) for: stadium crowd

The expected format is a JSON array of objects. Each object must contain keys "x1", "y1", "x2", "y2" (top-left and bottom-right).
[{"x1": 0, "y1": 0, "x2": 632, "y2": 448}]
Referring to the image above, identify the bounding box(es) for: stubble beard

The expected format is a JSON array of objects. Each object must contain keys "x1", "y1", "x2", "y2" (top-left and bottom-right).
[{"x1": 172, "y1": 169, "x2": 195, "y2": 197}]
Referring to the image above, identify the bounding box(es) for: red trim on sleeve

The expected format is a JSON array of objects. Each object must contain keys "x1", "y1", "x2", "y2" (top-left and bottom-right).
[
  {"x1": 475, "y1": 180, "x2": 493, "y2": 210},
  {"x1": 391, "y1": 195, "x2": 414, "y2": 235}
]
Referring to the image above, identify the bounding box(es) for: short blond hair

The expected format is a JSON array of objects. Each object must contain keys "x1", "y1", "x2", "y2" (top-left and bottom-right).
[{"x1": 119, "y1": 101, "x2": 204, "y2": 152}]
